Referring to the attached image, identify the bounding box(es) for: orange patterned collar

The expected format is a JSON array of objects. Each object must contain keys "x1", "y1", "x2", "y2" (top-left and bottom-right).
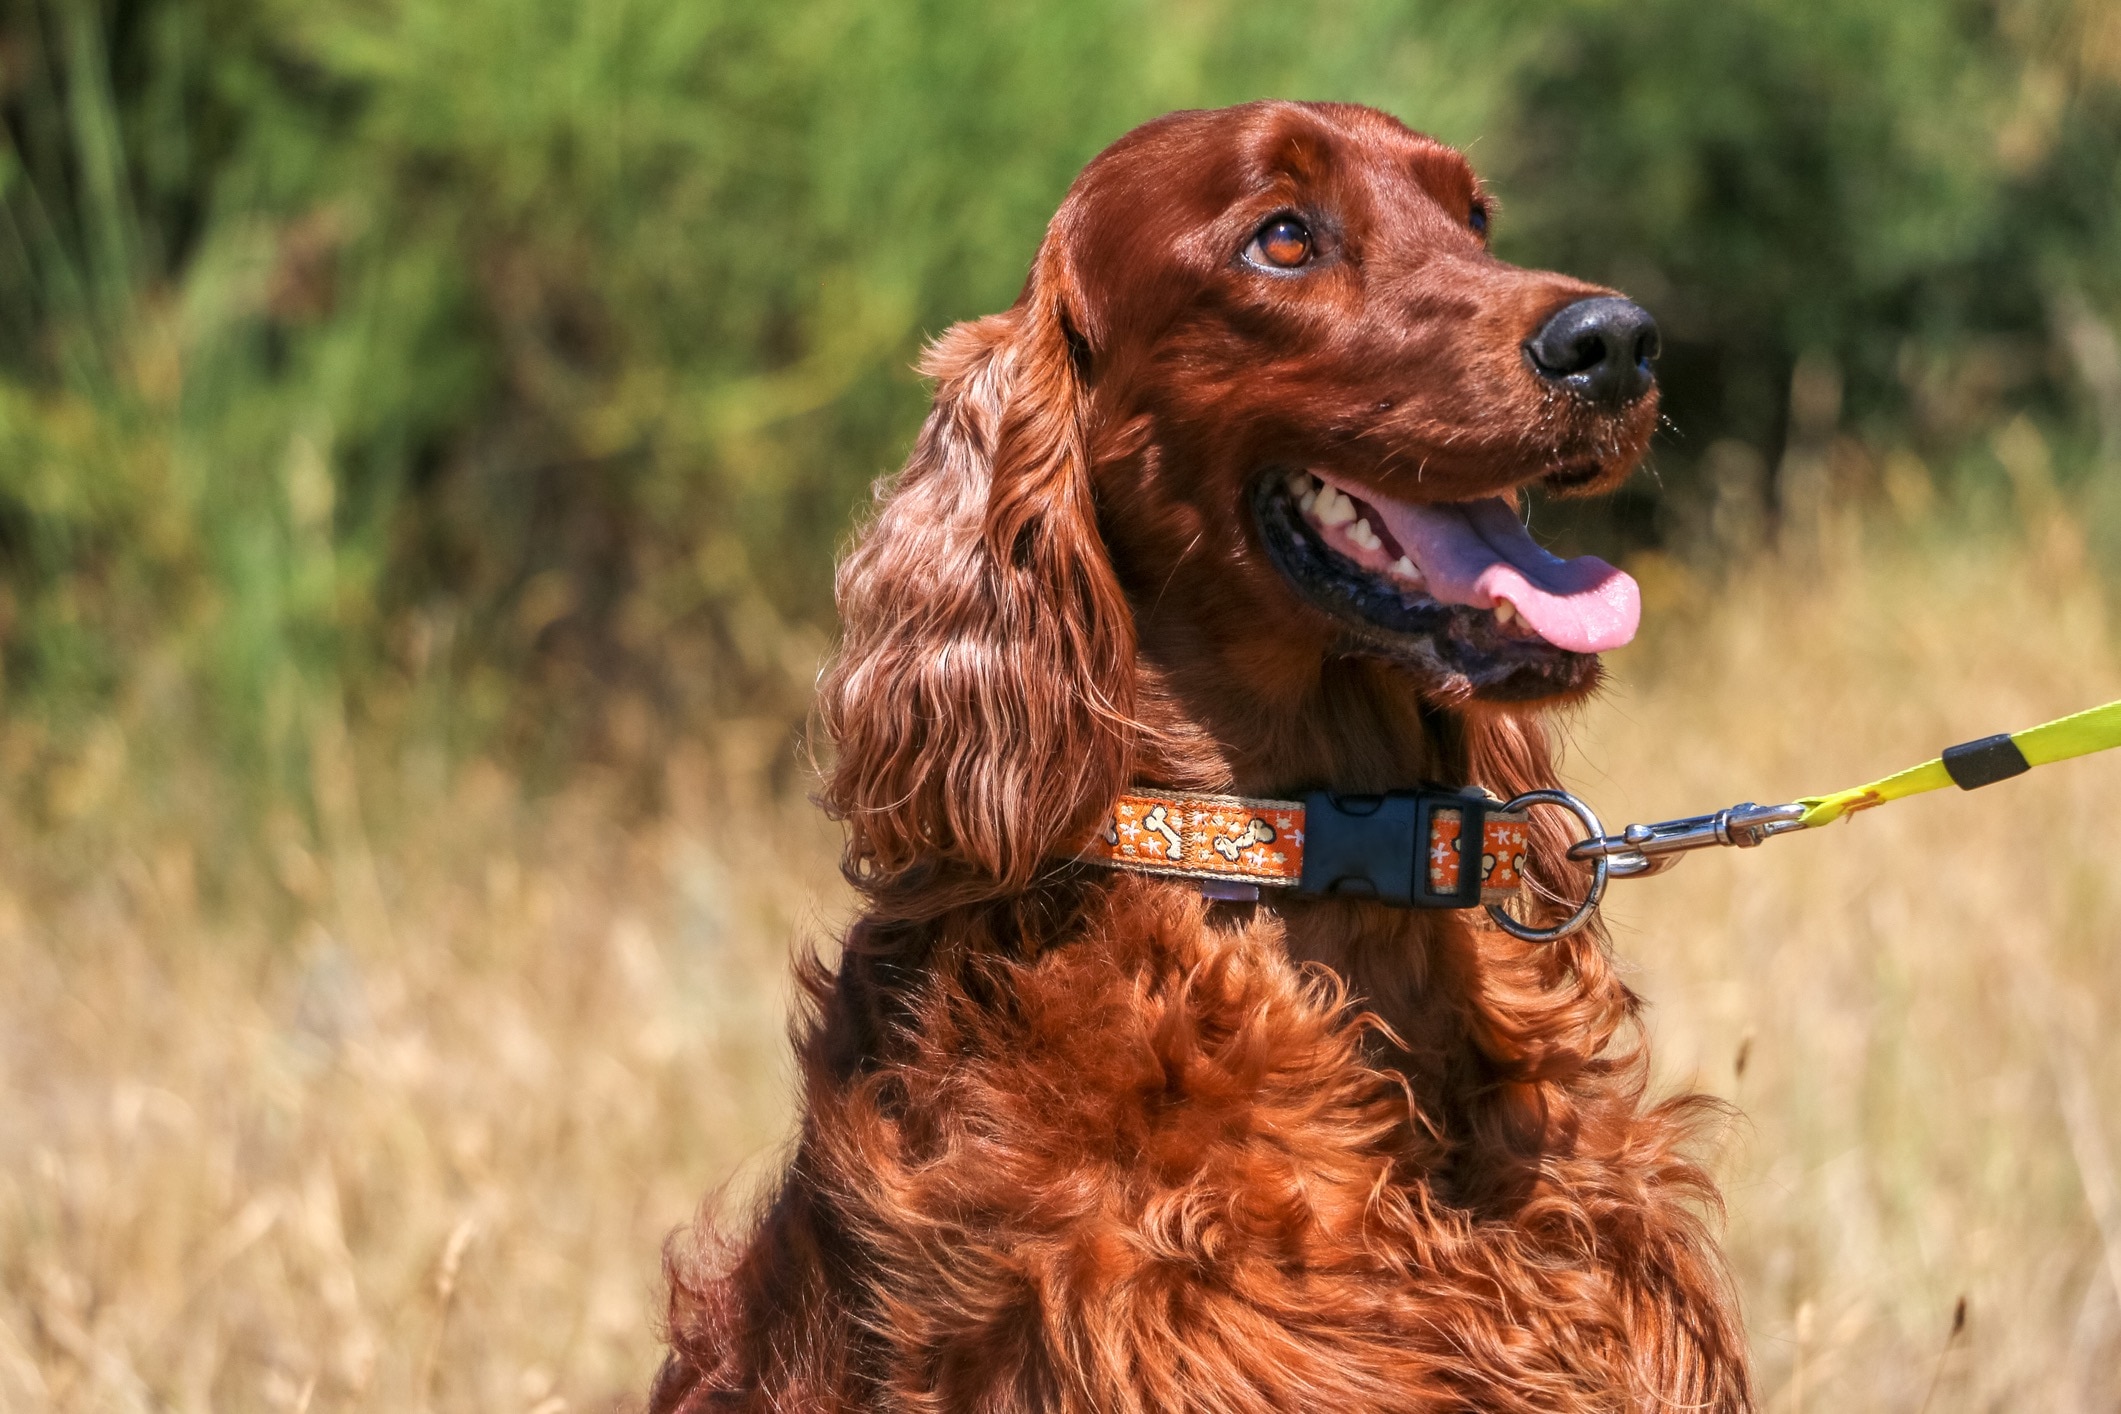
[{"x1": 1086, "y1": 787, "x2": 1530, "y2": 908}]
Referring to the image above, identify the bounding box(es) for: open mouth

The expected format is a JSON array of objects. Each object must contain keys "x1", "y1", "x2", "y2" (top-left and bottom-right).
[{"x1": 1253, "y1": 469, "x2": 1642, "y2": 701}]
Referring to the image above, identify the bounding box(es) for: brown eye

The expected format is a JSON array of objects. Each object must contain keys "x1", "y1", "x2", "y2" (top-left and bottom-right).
[
  {"x1": 1469, "y1": 201, "x2": 1490, "y2": 236},
  {"x1": 1248, "y1": 216, "x2": 1313, "y2": 269}
]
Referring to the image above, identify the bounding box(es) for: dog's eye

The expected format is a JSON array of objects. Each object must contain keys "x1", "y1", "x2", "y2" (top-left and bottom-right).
[
  {"x1": 1469, "y1": 201, "x2": 1490, "y2": 237},
  {"x1": 1247, "y1": 216, "x2": 1313, "y2": 269}
]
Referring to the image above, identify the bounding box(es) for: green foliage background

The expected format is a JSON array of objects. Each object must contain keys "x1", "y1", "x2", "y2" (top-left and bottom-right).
[{"x1": 2, "y1": 0, "x2": 2118, "y2": 802}]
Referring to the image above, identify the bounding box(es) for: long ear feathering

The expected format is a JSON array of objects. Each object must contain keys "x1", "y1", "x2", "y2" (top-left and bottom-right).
[{"x1": 818, "y1": 245, "x2": 1138, "y2": 918}]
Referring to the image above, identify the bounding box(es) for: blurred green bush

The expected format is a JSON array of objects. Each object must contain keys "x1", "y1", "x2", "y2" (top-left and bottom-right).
[{"x1": 0, "y1": 0, "x2": 2116, "y2": 795}]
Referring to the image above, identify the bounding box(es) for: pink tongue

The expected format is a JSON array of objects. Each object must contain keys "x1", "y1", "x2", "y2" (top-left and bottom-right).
[{"x1": 1366, "y1": 495, "x2": 1641, "y2": 654}]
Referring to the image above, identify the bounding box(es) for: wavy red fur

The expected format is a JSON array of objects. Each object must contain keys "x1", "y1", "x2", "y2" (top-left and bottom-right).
[{"x1": 654, "y1": 101, "x2": 1751, "y2": 1412}]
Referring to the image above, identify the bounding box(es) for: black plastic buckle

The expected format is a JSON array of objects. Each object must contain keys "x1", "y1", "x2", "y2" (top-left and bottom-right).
[{"x1": 1295, "y1": 788, "x2": 1489, "y2": 909}]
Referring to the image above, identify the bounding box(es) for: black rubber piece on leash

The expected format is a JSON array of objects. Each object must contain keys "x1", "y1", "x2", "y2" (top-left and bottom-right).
[{"x1": 1941, "y1": 733, "x2": 2031, "y2": 790}]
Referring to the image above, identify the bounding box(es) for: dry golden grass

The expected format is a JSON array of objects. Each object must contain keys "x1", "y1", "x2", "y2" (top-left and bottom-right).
[
  {"x1": 3, "y1": 521, "x2": 2119, "y2": 1412},
  {"x1": 0, "y1": 748, "x2": 846, "y2": 1413}
]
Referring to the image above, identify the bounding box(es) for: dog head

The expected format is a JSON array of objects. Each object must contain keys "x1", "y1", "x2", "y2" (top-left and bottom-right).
[{"x1": 822, "y1": 102, "x2": 1658, "y2": 910}]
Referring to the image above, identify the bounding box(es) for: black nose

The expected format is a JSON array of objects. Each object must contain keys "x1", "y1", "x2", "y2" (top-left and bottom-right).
[{"x1": 1524, "y1": 297, "x2": 1660, "y2": 409}]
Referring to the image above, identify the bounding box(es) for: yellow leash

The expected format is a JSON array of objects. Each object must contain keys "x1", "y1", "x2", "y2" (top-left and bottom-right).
[
  {"x1": 1796, "y1": 698, "x2": 2121, "y2": 826},
  {"x1": 1514, "y1": 698, "x2": 2121, "y2": 941}
]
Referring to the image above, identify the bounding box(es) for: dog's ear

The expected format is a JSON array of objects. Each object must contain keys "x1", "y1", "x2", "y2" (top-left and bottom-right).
[{"x1": 819, "y1": 244, "x2": 1135, "y2": 917}]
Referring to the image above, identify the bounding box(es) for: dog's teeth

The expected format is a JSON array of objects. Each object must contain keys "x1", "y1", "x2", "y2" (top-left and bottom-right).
[
  {"x1": 1315, "y1": 486, "x2": 1356, "y2": 527},
  {"x1": 1493, "y1": 598, "x2": 1517, "y2": 625},
  {"x1": 1285, "y1": 470, "x2": 1311, "y2": 496},
  {"x1": 1391, "y1": 555, "x2": 1421, "y2": 582},
  {"x1": 1349, "y1": 518, "x2": 1381, "y2": 551},
  {"x1": 1298, "y1": 490, "x2": 1317, "y2": 514}
]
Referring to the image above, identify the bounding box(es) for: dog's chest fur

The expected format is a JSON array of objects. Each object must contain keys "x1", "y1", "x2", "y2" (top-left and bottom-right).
[{"x1": 652, "y1": 878, "x2": 1744, "y2": 1413}]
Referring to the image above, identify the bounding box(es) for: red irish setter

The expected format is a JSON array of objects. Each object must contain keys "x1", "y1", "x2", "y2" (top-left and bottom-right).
[{"x1": 653, "y1": 101, "x2": 1749, "y2": 1412}]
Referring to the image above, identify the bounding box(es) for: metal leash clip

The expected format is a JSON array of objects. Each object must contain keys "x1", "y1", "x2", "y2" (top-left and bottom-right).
[
  {"x1": 1567, "y1": 800, "x2": 1809, "y2": 878},
  {"x1": 1486, "y1": 794, "x2": 1809, "y2": 943}
]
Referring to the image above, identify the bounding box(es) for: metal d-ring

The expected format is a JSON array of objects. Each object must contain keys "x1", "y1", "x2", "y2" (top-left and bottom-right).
[{"x1": 1484, "y1": 788, "x2": 1609, "y2": 943}]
